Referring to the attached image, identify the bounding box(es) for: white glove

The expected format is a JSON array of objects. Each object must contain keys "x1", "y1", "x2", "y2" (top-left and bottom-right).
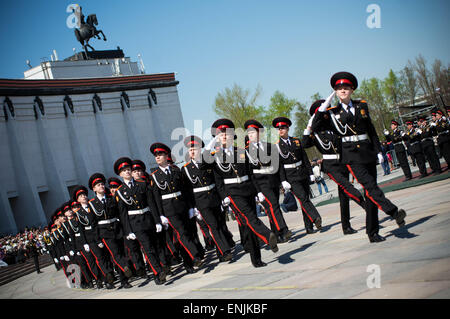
[
  {"x1": 127, "y1": 233, "x2": 137, "y2": 240},
  {"x1": 76, "y1": 252, "x2": 81, "y2": 256},
  {"x1": 318, "y1": 91, "x2": 336, "y2": 112},
  {"x1": 257, "y1": 192, "x2": 265, "y2": 202},
  {"x1": 205, "y1": 135, "x2": 220, "y2": 151},
  {"x1": 160, "y1": 215, "x2": 169, "y2": 226},
  {"x1": 188, "y1": 208, "x2": 196, "y2": 219},
  {"x1": 401, "y1": 132, "x2": 406, "y2": 137},
  {"x1": 222, "y1": 197, "x2": 231, "y2": 207},
  {"x1": 156, "y1": 224, "x2": 162, "y2": 233},
  {"x1": 83, "y1": 244, "x2": 90, "y2": 252},
  {"x1": 377, "y1": 153, "x2": 384, "y2": 163},
  {"x1": 430, "y1": 122, "x2": 436, "y2": 127},
  {"x1": 69, "y1": 250, "x2": 74, "y2": 256},
  {"x1": 310, "y1": 175, "x2": 315, "y2": 183},
  {"x1": 54, "y1": 258, "x2": 59, "y2": 263},
  {"x1": 59, "y1": 256, "x2": 64, "y2": 261},
  {"x1": 64, "y1": 255, "x2": 70, "y2": 262},
  {"x1": 383, "y1": 129, "x2": 389, "y2": 135},
  {"x1": 416, "y1": 129, "x2": 422, "y2": 134},
  {"x1": 98, "y1": 242, "x2": 104, "y2": 248},
  {"x1": 281, "y1": 181, "x2": 291, "y2": 192},
  {"x1": 196, "y1": 213, "x2": 203, "y2": 221}
]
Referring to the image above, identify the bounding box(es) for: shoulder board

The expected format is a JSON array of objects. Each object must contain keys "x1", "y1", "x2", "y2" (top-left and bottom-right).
[
  {"x1": 89, "y1": 198, "x2": 95, "y2": 202},
  {"x1": 150, "y1": 169, "x2": 159, "y2": 175},
  {"x1": 327, "y1": 105, "x2": 338, "y2": 110},
  {"x1": 245, "y1": 145, "x2": 249, "y2": 149},
  {"x1": 135, "y1": 178, "x2": 145, "y2": 183},
  {"x1": 183, "y1": 162, "x2": 190, "y2": 167},
  {"x1": 210, "y1": 150, "x2": 216, "y2": 155},
  {"x1": 117, "y1": 184, "x2": 123, "y2": 190}
]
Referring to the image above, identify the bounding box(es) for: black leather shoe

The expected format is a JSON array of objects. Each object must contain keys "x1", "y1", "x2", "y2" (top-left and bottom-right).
[
  {"x1": 222, "y1": 252, "x2": 233, "y2": 262},
  {"x1": 394, "y1": 209, "x2": 406, "y2": 227},
  {"x1": 96, "y1": 281, "x2": 103, "y2": 289},
  {"x1": 121, "y1": 282, "x2": 132, "y2": 289},
  {"x1": 185, "y1": 266, "x2": 196, "y2": 274},
  {"x1": 105, "y1": 282, "x2": 115, "y2": 290},
  {"x1": 314, "y1": 217, "x2": 322, "y2": 230},
  {"x1": 369, "y1": 234, "x2": 386, "y2": 243},
  {"x1": 136, "y1": 268, "x2": 147, "y2": 279},
  {"x1": 252, "y1": 260, "x2": 267, "y2": 268},
  {"x1": 306, "y1": 228, "x2": 314, "y2": 234},
  {"x1": 158, "y1": 271, "x2": 167, "y2": 283},
  {"x1": 284, "y1": 230, "x2": 293, "y2": 240},
  {"x1": 403, "y1": 177, "x2": 412, "y2": 182},
  {"x1": 343, "y1": 227, "x2": 357, "y2": 235},
  {"x1": 193, "y1": 257, "x2": 204, "y2": 268},
  {"x1": 268, "y1": 232, "x2": 279, "y2": 253},
  {"x1": 106, "y1": 272, "x2": 115, "y2": 284}
]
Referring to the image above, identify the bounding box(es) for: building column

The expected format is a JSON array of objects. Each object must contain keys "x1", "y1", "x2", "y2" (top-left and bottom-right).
[{"x1": 0, "y1": 189, "x2": 17, "y2": 236}]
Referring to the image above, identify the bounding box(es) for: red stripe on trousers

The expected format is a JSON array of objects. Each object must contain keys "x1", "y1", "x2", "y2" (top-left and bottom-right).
[
  {"x1": 228, "y1": 196, "x2": 268, "y2": 244},
  {"x1": 89, "y1": 247, "x2": 106, "y2": 277},
  {"x1": 102, "y1": 239, "x2": 125, "y2": 273},
  {"x1": 80, "y1": 251, "x2": 97, "y2": 281},
  {"x1": 292, "y1": 193, "x2": 314, "y2": 222},
  {"x1": 198, "y1": 210, "x2": 223, "y2": 255},
  {"x1": 167, "y1": 219, "x2": 195, "y2": 260},
  {"x1": 346, "y1": 165, "x2": 383, "y2": 211},
  {"x1": 327, "y1": 172, "x2": 361, "y2": 203},
  {"x1": 263, "y1": 194, "x2": 280, "y2": 231},
  {"x1": 137, "y1": 240, "x2": 158, "y2": 275}
]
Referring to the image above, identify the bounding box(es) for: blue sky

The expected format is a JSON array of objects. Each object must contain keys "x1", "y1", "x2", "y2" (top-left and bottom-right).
[{"x1": 1, "y1": 0, "x2": 449, "y2": 136}]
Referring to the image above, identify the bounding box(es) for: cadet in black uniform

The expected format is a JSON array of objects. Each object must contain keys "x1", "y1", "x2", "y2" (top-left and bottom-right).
[
  {"x1": 272, "y1": 116, "x2": 322, "y2": 234},
  {"x1": 182, "y1": 135, "x2": 233, "y2": 262},
  {"x1": 418, "y1": 116, "x2": 442, "y2": 175},
  {"x1": 384, "y1": 120, "x2": 413, "y2": 181},
  {"x1": 404, "y1": 119, "x2": 428, "y2": 178},
  {"x1": 434, "y1": 109, "x2": 450, "y2": 168},
  {"x1": 113, "y1": 157, "x2": 168, "y2": 285},
  {"x1": 88, "y1": 173, "x2": 133, "y2": 288},
  {"x1": 44, "y1": 225, "x2": 60, "y2": 270},
  {"x1": 149, "y1": 143, "x2": 204, "y2": 273},
  {"x1": 319, "y1": 71, "x2": 406, "y2": 242},
  {"x1": 305, "y1": 98, "x2": 365, "y2": 235},
  {"x1": 243, "y1": 120, "x2": 292, "y2": 242},
  {"x1": 203, "y1": 119, "x2": 278, "y2": 267}
]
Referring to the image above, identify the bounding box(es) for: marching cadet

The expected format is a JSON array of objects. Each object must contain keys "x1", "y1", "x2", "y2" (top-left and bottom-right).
[
  {"x1": 71, "y1": 185, "x2": 109, "y2": 287},
  {"x1": 305, "y1": 98, "x2": 365, "y2": 235},
  {"x1": 404, "y1": 119, "x2": 428, "y2": 178},
  {"x1": 63, "y1": 201, "x2": 98, "y2": 289},
  {"x1": 203, "y1": 119, "x2": 279, "y2": 268},
  {"x1": 113, "y1": 157, "x2": 168, "y2": 285},
  {"x1": 319, "y1": 71, "x2": 406, "y2": 242},
  {"x1": 418, "y1": 116, "x2": 442, "y2": 175},
  {"x1": 272, "y1": 116, "x2": 323, "y2": 234},
  {"x1": 434, "y1": 109, "x2": 450, "y2": 168},
  {"x1": 182, "y1": 135, "x2": 233, "y2": 262},
  {"x1": 107, "y1": 177, "x2": 147, "y2": 278},
  {"x1": 384, "y1": 120, "x2": 413, "y2": 181},
  {"x1": 53, "y1": 209, "x2": 71, "y2": 279},
  {"x1": 44, "y1": 224, "x2": 60, "y2": 270},
  {"x1": 88, "y1": 173, "x2": 133, "y2": 289},
  {"x1": 149, "y1": 144, "x2": 204, "y2": 273},
  {"x1": 243, "y1": 120, "x2": 292, "y2": 243}
]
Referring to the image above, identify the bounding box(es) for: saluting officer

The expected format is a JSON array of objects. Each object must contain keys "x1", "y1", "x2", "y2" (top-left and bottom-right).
[
  {"x1": 88, "y1": 173, "x2": 133, "y2": 289},
  {"x1": 305, "y1": 98, "x2": 365, "y2": 235},
  {"x1": 243, "y1": 120, "x2": 292, "y2": 242},
  {"x1": 384, "y1": 120, "x2": 413, "y2": 181},
  {"x1": 404, "y1": 119, "x2": 428, "y2": 178},
  {"x1": 322, "y1": 71, "x2": 406, "y2": 242},
  {"x1": 418, "y1": 116, "x2": 442, "y2": 175},
  {"x1": 272, "y1": 116, "x2": 322, "y2": 234},
  {"x1": 203, "y1": 119, "x2": 279, "y2": 268},
  {"x1": 182, "y1": 135, "x2": 233, "y2": 262},
  {"x1": 434, "y1": 109, "x2": 450, "y2": 168},
  {"x1": 113, "y1": 157, "x2": 168, "y2": 285},
  {"x1": 149, "y1": 143, "x2": 204, "y2": 273}
]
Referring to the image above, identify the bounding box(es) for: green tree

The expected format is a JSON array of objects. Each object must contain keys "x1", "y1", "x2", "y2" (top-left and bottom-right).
[{"x1": 213, "y1": 83, "x2": 265, "y2": 131}]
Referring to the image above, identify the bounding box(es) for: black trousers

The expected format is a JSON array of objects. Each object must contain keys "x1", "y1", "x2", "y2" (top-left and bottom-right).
[
  {"x1": 228, "y1": 194, "x2": 272, "y2": 245},
  {"x1": 74, "y1": 252, "x2": 93, "y2": 284},
  {"x1": 197, "y1": 206, "x2": 233, "y2": 256},
  {"x1": 124, "y1": 237, "x2": 145, "y2": 272},
  {"x1": 258, "y1": 185, "x2": 290, "y2": 237},
  {"x1": 439, "y1": 141, "x2": 450, "y2": 167},
  {"x1": 186, "y1": 217, "x2": 206, "y2": 259},
  {"x1": 79, "y1": 248, "x2": 101, "y2": 282},
  {"x1": 346, "y1": 162, "x2": 397, "y2": 236},
  {"x1": 101, "y1": 237, "x2": 129, "y2": 277},
  {"x1": 83, "y1": 243, "x2": 109, "y2": 281},
  {"x1": 290, "y1": 179, "x2": 321, "y2": 230},
  {"x1": 412, "y1": 151, "x2": 427, "y2": 176},
  {"x1": 134, "y1": 229, "x2": 164, "y2": 276},
  {"x1": 33, "y1": 255, "x2": 40, "y2": 273},
  {"x1": 422, "y1": 142, "x2": 442, "y2": 173},
  {"x1": 166, "y1": 213, "x2": 202, "y2": 261},
  {"x1": 229, "y1": 200, "x2": 262, "y2": 265},
  {"x1": 323, "y1": 160, "x2": 365, "y2": 230},
  {"x1": 395, "y1": 150, "x2": 412, "y2": 179}
]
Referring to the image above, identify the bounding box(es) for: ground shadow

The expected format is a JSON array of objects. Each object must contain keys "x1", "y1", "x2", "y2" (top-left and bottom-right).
[
  {"x1": 385, "y1": 214, "x2": 436, "y2": 239},
  {"x1": 277, "y1": 241, "x2": 316, "y2": 265}
]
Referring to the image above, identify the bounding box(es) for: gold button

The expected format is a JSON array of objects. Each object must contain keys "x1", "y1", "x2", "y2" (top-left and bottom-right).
[{"x1": 357, "y1": 145, "x2": 360, "y2": 148}]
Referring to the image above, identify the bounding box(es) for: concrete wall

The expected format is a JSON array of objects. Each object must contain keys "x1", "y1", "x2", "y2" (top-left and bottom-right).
[{"x1": 0, "y1": 85, "x2": 184, "y2": 235}]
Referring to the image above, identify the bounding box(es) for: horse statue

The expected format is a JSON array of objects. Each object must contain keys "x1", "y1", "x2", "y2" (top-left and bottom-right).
[{"x1": 73, "y1": 6, "x2": 107, "y2": 55}]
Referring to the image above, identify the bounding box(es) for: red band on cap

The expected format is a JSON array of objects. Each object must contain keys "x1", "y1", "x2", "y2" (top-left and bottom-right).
[
  {"x1": 154, "y1": 148, "x2": 167, "y2": 153},
  {"x1": 118, "y1": 162, "x2": 130, "y2": 171},
  {"x1": 247, "y1": 124, "x2": 259, "y2": 129},
  {"x1": 64, "y1": 205, "x2": 69, "y2": 211},
  {"x1": 188, "y1": 141, "x2": 199, "y2": 145},
  {"x1": 110, "y1": 181, "x2": 119, "y2": 186},
  {"x1": 132, "y1": 164, "x2": 142, "y2": 170},
  {"x1": 335, "y1": 79, "x2": 353, "y2": 87},
  {"x1": 75, "y1": 189, "x2": 85, "y2": 198},
  {"x1": 92, "y1": 177, "x2": 103, "y2": 186},
  {"x1": 276, "y1": 122, "x2": 289, "y2": 127}
]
